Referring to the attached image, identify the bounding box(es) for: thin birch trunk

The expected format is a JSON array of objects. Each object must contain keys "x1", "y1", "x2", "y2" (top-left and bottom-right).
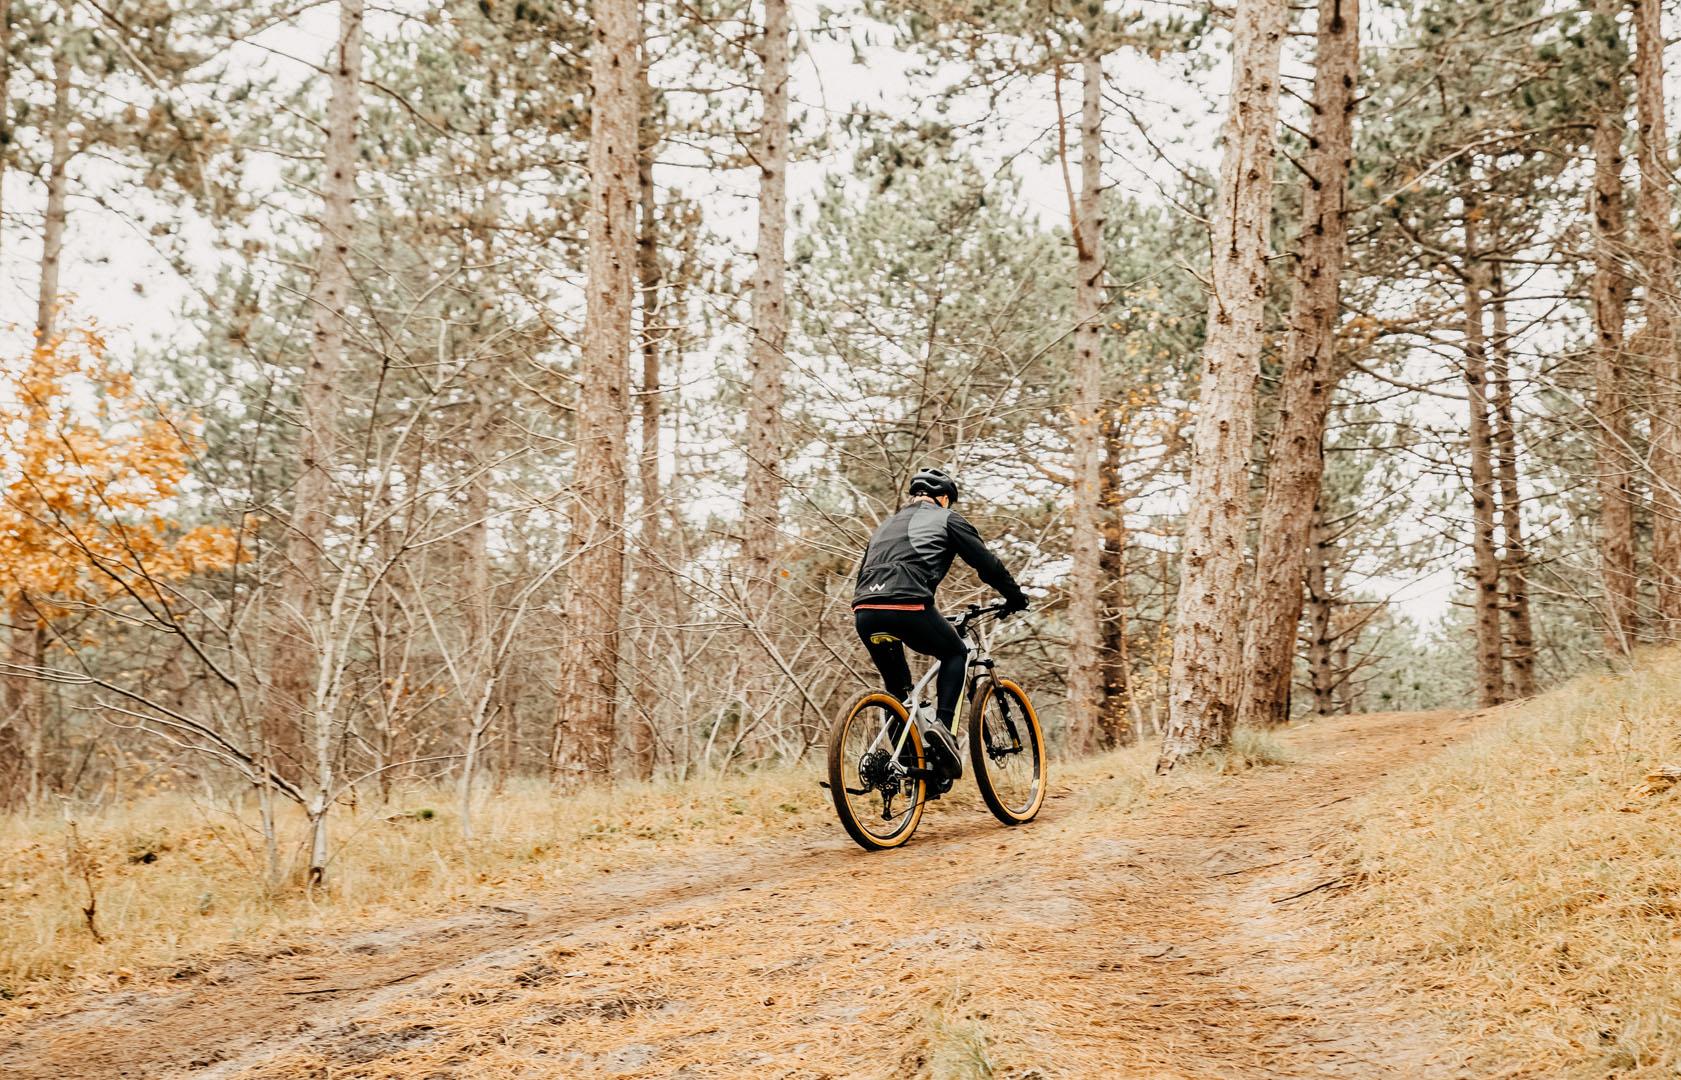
[
  {"x1": 35, "y1": 46, "x2": 71, "y2": 342},
  {"x1": 1462, "y1": 242, "x2": 1505, "y2": 709},
  {"x1": 1065, "y1": 52, "x2": 1106, "y2": 756},
  {"x1": 1159, "y1": 0, "x2": 1287, "y2": 770},
  {"x1": 459, "y1": 363, "x2": 495, "y2": 828},
  {"x1": 1632, "y1": 0, "x2": 1681, "y2": 632},
  {"x1": 1589, "y1": 2, "x2": 1637, "y2": 656},
  {"x1": 1238, "y1": 0, "x2": 1359, "y2": 729},
  {"x1": 552, "y1": 0, "x2": 638, "y2": 782},
  {"x1": 1304, "y1": 505, "x2": 1336, "y2": 717},
  {"x1": 293, "y1": 0, "x2": 362, "y2": 884},
  {"x1": 1488, "y1": 272, "x2": 1536, "y2": 698},
  {"x1": 739, "y1": 0, "x2": 790, "y2": 595}
]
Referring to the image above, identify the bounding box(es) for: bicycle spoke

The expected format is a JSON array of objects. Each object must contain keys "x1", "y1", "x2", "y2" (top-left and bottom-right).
[
  {"x1": 827, "y1": 694, "x2": 926, "y2": 850},
  {"x1": 969, "y1": 680, "x2": 1046, "y2": 825}
]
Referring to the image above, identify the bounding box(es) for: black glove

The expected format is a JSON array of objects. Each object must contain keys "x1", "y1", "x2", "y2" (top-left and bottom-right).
[{"x1": 999, "y1": 593, "x2": 1029, "y2": 618}]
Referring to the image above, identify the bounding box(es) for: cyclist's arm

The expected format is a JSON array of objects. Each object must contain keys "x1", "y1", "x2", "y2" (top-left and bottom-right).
[{"x1": 947, "y1": 513, "x2": 1027, "y2": 606}]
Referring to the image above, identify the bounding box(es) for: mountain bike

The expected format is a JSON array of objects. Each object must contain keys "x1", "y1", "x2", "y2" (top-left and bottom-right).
[{"x1": 825, "y1": 600, "x2": 1047, "y2": 851}]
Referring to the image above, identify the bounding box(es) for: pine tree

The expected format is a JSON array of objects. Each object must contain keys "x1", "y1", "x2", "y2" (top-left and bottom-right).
[
  {"x1": 1630, "y1": 0, "x2": 1681, "y2": 633},
  {"x1": 739, "y1": 0, "x2": 791, "y2": 600},
  {"x1": 1158, "y1": 0, "x2": 1288, "y2": 771},
  {"x1": 1587, "y1": 0, "x2": 1637, "y2": 656},
  {"x1": 1238, "y1": 0, "x2": 1359, "y2": 728},
  {"x1": 553, "y1": 0, "x2": 640, "y2": 782}
]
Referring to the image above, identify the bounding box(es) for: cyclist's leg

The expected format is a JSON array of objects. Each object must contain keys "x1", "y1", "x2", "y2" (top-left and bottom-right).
[
  {"x1": 893, "y1": 609, "x2": 967, "y2": 729},
  {"x1": 854, "y1": 609, "x2": 913, "y2": 703},
  {"x1": 883, "y1": 610, "x2": 967, "y2": 782}
]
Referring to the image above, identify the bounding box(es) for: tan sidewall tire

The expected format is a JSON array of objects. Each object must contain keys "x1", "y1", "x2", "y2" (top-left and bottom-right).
[
  {"x1": 967, "y1": 678, "x2": 1047, "y2": 825},
  {"x1": 827, "y1": 692, "x2": 925, "y2": 851}
]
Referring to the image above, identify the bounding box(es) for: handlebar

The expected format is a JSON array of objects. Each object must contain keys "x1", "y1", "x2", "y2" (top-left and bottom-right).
[{"x1": 948, "y1": 600, "x2": 1015, "y2": 636}]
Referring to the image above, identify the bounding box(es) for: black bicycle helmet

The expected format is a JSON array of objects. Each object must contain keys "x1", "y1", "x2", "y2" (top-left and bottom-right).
[{"x1": 907, "y1": 467, "x2": 959, "y2": 503}]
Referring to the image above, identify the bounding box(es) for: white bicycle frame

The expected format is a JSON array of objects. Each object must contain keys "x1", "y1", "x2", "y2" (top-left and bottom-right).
[{"x1": 862, "y1": 612, "x2": 1001, "y2": 767}]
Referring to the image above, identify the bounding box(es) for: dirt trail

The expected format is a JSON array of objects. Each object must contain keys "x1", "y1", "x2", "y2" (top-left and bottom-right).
[{"x1": 1, "y1": 710, "x2": 1478, "y2": 1079}]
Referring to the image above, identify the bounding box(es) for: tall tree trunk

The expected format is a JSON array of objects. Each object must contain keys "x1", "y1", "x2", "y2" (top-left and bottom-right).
[
  {"x1": 1304, "y1": 504, "x2": 1336, "y2": 717},
  {"x1": 1589, "y1": 2, "x2": 1637, "y2": 656},
  {"x1": 1237, "y1": 0, "x2": 1359, "y2": 729},
  {"x1": 1632, "y1": 0, "x2": 1681, "y2": 632},
  {"x1": 1488, "y1": 271, "x2": 1536, "y2": 698},
  {"x1": 1462, "y1": 244, "x2": 1504, "y2": 709},
  {"x1": 285, "y1": 0, "x2": 363, "y2": 885},
  {"x1": 1098, "y1": 412, "x2": 1133, "y2": 746},
  {"x1": 459, "y1": 360, "x2": 496, "y2": 824},
  {"x1": 552, "y1": 0, "x2": 638, "y2": 782},
  {"x1": 1066, "y1": 52, "x2": 1106, "y2": 756},
  {"x1": 1158, "y1": 0, "x2": 1287, "y2": 771},
  {"x1": 739, "y1": 0, "x2": 789, "y2": 595},
  {"x1": 629, "y1": 78, "x2": 663, "y2": 782},
  {"x1": 35, "y1": 46, "x2": 72, "y2": 342}
]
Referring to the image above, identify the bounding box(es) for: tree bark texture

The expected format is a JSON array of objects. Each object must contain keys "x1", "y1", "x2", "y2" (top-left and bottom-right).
[
  {"x1": 1237, "y1": 0, "x2": 1358, "y2": 729},
  {"x1": 630, "y1": 88, "x2": 663, "y2": 781},
  {"x1": 1488, "y1": 275, "x2": 1536, "y2": 698},
  {"x1": 1462, "y1": 249, "x2": 1505, "y2": 709},
  {"x1": 1159, "y1": 0, "x2": 1286, "y2": 771},
  {"x1": 35, "y1": 46, "x2": 72, "y2": 343},
  {"x1": 1098, "y1": 411, "x2": 1133, "y2": 746},
  {"x1": 1631, "y1": 0, "x2": 1681, "y2": 631},
  {"x1": 1065, "y1": 52, "x2": 1106, "y2": 756},
  {"x1": 267, "y1": 0, "x2": 361, "y2": 795},
  {"x1": 553, "y1": 0, "x2": 638, "y2": 781},
  {"x1": 1589, "y1": 4, "x2": 1637, "y2": 656},
  {"x1": 1304, "y1": 504, "x2": 1337, "y2": 717},
  {"x1": 292, "y1": 0, "x2": 361, "y2": 883},
  {"x1": 739, "y1": 0, "x2": 790, "y2": 596}
]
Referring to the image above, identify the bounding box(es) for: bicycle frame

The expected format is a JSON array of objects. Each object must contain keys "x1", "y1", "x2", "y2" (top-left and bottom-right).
[{"x1": 861, "y1": 605, "x2": 1004, "y2": 767}]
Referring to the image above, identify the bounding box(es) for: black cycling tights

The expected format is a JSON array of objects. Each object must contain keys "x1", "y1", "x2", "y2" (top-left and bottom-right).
[{"x1": 854, "y1": 607, "x2": 968, "y2": 729}]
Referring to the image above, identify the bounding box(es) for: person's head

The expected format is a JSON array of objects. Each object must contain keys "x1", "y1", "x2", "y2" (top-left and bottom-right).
[{"x1": 907, "y1": 467, "x2": 959, "y2": 508}]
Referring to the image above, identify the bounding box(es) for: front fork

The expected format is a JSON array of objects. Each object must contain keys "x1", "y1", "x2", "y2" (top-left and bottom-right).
[{"x1": 972, "y1": 666, "x2": 1024, "y2": 757}]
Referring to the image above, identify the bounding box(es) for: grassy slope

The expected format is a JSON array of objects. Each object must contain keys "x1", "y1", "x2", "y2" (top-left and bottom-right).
[
  {"x1": 1, "y1": 769, "x2": 828, "y2": 1002},
  {"x1": 1339, "y1": 652, "x2": 1681, "y2": 1077}
]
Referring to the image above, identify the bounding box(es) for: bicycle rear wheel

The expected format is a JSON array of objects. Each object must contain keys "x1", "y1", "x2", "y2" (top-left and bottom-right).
[
  {"x1": 967, "y1": 678, "x2": 1047, "y2": 825},
  {"x1": 827, "y1": 692, "x2": 927, "y2": 851}
]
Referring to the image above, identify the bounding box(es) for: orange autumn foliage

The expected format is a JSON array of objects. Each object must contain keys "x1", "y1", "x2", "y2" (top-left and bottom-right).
[{"x1": 2, "y1": 322, "x2": 241, "y2": 622}]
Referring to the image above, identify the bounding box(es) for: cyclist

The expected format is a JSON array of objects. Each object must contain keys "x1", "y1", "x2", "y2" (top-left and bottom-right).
[{"x1": 852, "y1": 468, "x2": 1028, "y2": 792}]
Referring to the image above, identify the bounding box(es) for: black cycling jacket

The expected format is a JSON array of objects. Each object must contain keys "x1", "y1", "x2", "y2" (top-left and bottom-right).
[{"x1": 852, "y1": 500, "x2": 1026, "y2": 610}]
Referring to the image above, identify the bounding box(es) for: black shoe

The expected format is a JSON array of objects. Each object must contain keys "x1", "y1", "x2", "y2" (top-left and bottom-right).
[{"x1": 922, "y1": 721, "x2": 963, "y2": 782}]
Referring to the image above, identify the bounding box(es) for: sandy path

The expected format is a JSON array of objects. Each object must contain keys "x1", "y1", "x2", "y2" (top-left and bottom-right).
[{"x1": 0, "y1": 710, "x2": 1477, "y2": 1079}]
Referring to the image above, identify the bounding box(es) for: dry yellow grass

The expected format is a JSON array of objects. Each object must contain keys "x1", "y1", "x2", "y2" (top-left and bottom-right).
[
  {"x1": 1340, "y1": 651, "x2": 1681, "y2": 1077},
  {"x1": 1, "y1": 746, "x2": 1153, "y2": 1011},
  {"x1": 0, "y1": 768, "x2": 827, "y2": 1002}
]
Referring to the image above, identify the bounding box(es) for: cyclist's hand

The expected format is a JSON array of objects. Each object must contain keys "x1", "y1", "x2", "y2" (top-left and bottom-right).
[{"x1": 999, "y1": 594, "x2": 1029, "y2": 619}]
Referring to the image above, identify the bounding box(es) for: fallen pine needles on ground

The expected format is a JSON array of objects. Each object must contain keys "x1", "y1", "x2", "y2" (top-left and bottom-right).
[
  {"x1": 1338, "y1": 649, "x2": 1681, "y2": 1078},
  {"x1": 0, "y1": 746, "x2": 1154, "y2": 1011}
]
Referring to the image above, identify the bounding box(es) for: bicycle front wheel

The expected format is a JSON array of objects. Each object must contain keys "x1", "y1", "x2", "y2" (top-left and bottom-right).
[
  {"x1": 967, "y1": 678, "x2": 1047, "y2": 825},
  {"x1": 827, "y1": 692, "x2": 926, "y2": 851}
]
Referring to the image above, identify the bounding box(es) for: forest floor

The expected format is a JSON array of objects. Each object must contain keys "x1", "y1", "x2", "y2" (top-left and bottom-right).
[{"x1": 0, "y1": 709, "x2": 1481, "y2": 1079}]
